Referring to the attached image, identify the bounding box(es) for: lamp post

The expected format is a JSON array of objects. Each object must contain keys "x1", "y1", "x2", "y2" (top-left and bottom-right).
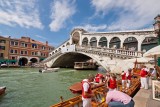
[{"x1": 153, "y1": 14, "x2": 160, "y2": 66}]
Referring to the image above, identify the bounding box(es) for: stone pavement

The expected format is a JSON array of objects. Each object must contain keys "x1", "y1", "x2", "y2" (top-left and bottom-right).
[{"x1": 133, "y1": 79, "x2": 160, "y2": 107}]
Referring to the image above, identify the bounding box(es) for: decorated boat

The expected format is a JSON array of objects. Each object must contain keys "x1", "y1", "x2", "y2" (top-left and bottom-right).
[{"x1": 0, "y1": 86, "x2": 6, "y2": 96}]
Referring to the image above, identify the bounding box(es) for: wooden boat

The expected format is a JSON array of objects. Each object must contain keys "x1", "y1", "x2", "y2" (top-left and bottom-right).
[
  {"x1": 50, "y1": 74, "x2": 141, "y2": 107},
  {"x1": 74, "y1": 62, "x2": 97, "y2": 70},
  {"x1": 50, "y1": 86, "x2": 106, "y2": 107},
  {"x1": 39, "y1": 68, "x2": 59, "y2": 73},
  {"x1": 0, "y1": 86, "x2": 6, "y2": 96}
]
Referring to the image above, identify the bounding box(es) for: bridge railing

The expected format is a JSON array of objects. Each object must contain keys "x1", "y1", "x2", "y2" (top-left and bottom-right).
[
  {"x1": 42, "y1": 51, "x2": 62, "y2": 63},
  {"x1": 75, "y1": 46, "x2": 144, "y2": 58}
]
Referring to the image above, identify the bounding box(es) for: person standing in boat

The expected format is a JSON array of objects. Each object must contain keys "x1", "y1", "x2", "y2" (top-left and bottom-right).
[
  {"x1": 82, "y1": 75, "x2": 94, "y2": 107},
  {"x1": 121, "y1": 71, "x2": 126, "y2": 91},
  {"x1": 140, "y1": 65, "x2": 148, "y2": 89},
  {"x1": 126, "y1": 68, "x2": 132, "y2": 91},
  {"x1": 108, "y1": 74, "x2": 117, "y2": 90}
]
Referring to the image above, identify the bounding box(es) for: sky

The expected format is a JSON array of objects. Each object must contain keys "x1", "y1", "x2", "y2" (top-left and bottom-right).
[{"x1": 0, "y1": 0, "x2": 160, "y2": 47}]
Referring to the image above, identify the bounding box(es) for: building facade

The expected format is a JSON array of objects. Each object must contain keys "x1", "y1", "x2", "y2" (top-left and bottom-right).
[
  {"x1": 0, "y1": 36, "x2": 10, "y2": 63},
  {"x1": 0, "y1": 36, "x2": 54, "y2": 66}
]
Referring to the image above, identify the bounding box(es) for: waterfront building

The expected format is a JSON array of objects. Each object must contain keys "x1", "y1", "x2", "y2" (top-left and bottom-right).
[
  {"x1": 0, "y1": 36, "x2": 10, "y2": 63},
  {"x1": 0, "y1": 36, "x2": 54, "y2": 66}
]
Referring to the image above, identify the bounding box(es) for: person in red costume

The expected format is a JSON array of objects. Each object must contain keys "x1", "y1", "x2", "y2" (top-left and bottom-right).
[
  {"x1": 140, "y1": 65, "x2": 148, "y2": 89},
  {"x1": 108, "y1": 74, "x2": 117, "y2": 90},
  {"x1": 126, "y1": 68, "x2": 132, "y2": 90},
  {"x1": 82, "y1": 75, "x2": 94, "y2": 107},
  {"x1": 121, "y1": 71, "x2": 126, "y2": 90}
]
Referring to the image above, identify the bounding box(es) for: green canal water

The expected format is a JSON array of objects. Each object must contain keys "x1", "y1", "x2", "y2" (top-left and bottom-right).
[{"x1": 0, "y1": 68, "x2": 98, "y2": 107}]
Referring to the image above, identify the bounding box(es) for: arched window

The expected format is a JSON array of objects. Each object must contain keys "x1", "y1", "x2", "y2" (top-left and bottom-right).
[
  {"x1": 109, "y1": 37, "x2": 121, "y2": 49},
  {"x1": 123, "y1": 37, "x2": 138, "y2": 51},
  {"x1": 90, "y1": 37, "x2": 97, "y2": 47},
  {"x1": 82, "y1": 37, "x2": 88, "y2": 46},
  {"x1": 98, "y1": 37, "x2": 107, "y2": 47}
]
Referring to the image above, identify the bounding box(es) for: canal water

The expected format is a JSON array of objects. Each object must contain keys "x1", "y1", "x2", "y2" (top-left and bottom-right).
[{"x1": 0, "y1": 68, "x2": 98, "y2": 107}]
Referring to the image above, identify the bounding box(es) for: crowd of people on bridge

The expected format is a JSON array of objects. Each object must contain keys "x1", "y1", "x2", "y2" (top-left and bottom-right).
[{"x1": 81, "y1": 64, "x2": 158, "y2": 107}]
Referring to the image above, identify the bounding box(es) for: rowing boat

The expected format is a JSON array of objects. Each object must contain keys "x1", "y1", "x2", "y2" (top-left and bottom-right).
[{"x1": 50, "y1": 74, "x2": 140, "y2": 107}]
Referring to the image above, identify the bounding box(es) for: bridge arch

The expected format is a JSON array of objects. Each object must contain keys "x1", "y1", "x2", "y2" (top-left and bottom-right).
[
  {"x1": 98, "y1": 37, "x2": 107, "y2": 47},
  {"x1": 109, "y1": 37, "x2": 121, "y2": 49},
  {"x1": 82, "y1": 37, "x2": 89, "y2": 46},
  {"x1": 123, "y1": 37, "x2": 138, "y2": 51},
  {"x1": 90, "y1": 37, "x2": 97, "y2": 47},
  {"x1": 141, "y1": 37, "x2": 158, "y2": 52}
]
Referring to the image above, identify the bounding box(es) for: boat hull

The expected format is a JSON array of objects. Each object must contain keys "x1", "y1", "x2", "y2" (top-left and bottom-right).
[{"x1": 0, "y1": 86, "x2": 6, "y2": 96}]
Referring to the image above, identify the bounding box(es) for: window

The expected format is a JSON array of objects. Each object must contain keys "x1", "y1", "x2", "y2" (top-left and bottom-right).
[
  {"x1": 12, "y1": 57, "x2": 15, "y2": 60},
  {"x1": 0, "y1": 53, "x2": 3, "y2": 57},
  {"x1": 0, "y1": 40, "x2": 6, "y2": 43},
  {"x1": 15, "y1": 50, "x2": 17, "y2": 54},
  {"x1": 0, "y1": 46, "x2": 5, "y2": 50},
  {"x1": 11, "y1": 41, "x2": 14, "y2": 45},
  {"x1": 21, "y1": 51, "x2": 24, "y2": 55},
  {"x1": 25, "y1": 51, "x2": 27, "y2": 55},
  {"x1": 21, "y1": 43, "x2": 28, "y2": 47},
  {"x1": 10, "y1": 41, "x2": 19, "y2": 46},
  {"x1": 15, "y1": 42, "x2": 18, "y2": 46},
  {"x1": 32, "y1": 44, "x2": 38, "y2": 48},
  {"x1": 25, "y1": 44, "x2": 28, "y2": 47},
  {"x1": 42, "y1": 46, "x2": 45, "y2": 50},
  {"x1": 10, "y1": 50, "x2": 13, "y2": 53}
]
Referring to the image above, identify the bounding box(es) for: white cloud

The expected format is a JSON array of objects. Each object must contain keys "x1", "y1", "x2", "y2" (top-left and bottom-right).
[
  {"x1": 35, "y1": 35, "x2": 47, "y2": 40},
  {"x1": 91, "y1": 0, "x2": 160, "y2": 31},
  {"x1": 75, "y1": 24, "x2": 107, "y2": 32},
  {"x1": 0, "y1": 0, "x2": 43, "y2": 29},
  {"x1": 49, "y1": 0, "x2": 76, "y2": 32}
]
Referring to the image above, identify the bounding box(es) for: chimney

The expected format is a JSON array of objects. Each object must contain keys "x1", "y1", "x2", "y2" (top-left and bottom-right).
[{"x1": 46, "y1": 41, "x2": 48, "y2": 46}]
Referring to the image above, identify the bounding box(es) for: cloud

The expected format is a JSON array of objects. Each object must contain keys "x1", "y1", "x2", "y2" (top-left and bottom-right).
[
  {"x1": 0, "y1": 0, "x2": 43, "y2": 29},
  {"x1": 75, "y1": 24, "x2": 107, "y2": 32},
  {"x1": 49, "y1": 0, "x2": 76, "y2": 32},
  {"x1": 35, "y1": 35, "x2": 47, "y2": 40},
  {"x1": 91, "y1": 0, "x2": 160, "y2": 31}
]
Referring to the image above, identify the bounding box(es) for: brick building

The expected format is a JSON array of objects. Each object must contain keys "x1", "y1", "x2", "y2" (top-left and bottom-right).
[
  {"x1": 0, "y1": 36, "x2": 10, "y2": 63},
  {"x1": 0, "y1": 36, "x2": 54, "y2": 66}
]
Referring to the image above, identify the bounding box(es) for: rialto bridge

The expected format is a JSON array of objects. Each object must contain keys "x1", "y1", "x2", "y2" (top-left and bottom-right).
[{"x1": 41, "y1": 28, "x2": 158, "y2": 70}]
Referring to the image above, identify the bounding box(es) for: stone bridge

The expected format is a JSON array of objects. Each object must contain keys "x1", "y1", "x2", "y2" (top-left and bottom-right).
[{"x1": 40, "y1": 28, "x2": 157, "y2": 70}]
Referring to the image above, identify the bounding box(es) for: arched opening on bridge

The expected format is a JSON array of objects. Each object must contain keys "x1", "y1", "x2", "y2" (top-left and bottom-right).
[
  {"x1": 82, "y1": 37, "x2": 88, "y2": 46},
  {"x1": 109, "y1": 37, "x2": 121, "y2": 49},
  {"x1": 141, "y1": 37, "x2": 158, "y2": 52},
  {"x1": 123, "y1": 37, "x2": 138, "y2": 51},
  {"x1": 19, "y1": 57, "x2": 28, "y2": 66},
  {"x1": 58, "y1": 48, "x2": 61, "y2": 51},
  {"x1": 90, "y1": 37, "x2": 97, "y2": 47},
  {"x1": 30, "y1": 58, "x2": 38, "y2": 63},
  {"x1": 51, "y1": 52, "x2": 94, "y2": 68},
  {"x1": 99, "y1": 37, "x2": 107, "y2": 47},
  {"x1": 72, "y1": 32, "x2": 80, "y2": 45}
]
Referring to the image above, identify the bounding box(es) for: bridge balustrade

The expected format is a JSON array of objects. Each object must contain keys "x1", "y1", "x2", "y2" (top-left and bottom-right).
[{"x1": 75, "y1": 46, "x2": 143, "y2": 58}]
